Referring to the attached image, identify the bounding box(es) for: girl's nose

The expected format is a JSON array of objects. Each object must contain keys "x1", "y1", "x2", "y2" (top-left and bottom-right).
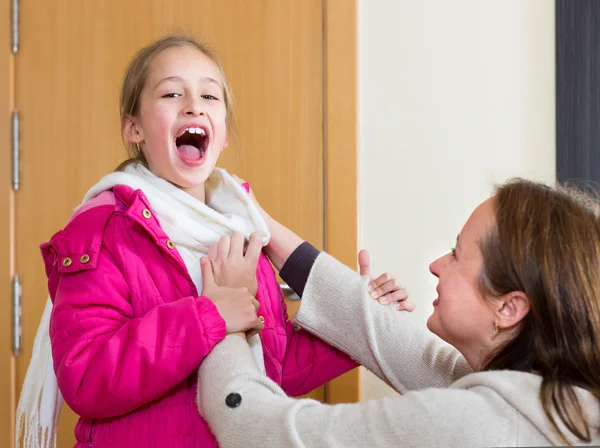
[
  {"x1": 185, "y1": 108, "x2": 205, "y2": 116},
  {"x1": 183, "y1": 99, "x2": 205, "y2": 117}
]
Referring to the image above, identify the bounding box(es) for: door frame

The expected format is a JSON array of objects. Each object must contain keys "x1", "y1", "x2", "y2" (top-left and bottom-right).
[
  {"x1": 324, "y1": 0, "x2": 360, "y2": 404},
  {"x1": 0, "y1": 1, "x2": 359, "y2": 445}
]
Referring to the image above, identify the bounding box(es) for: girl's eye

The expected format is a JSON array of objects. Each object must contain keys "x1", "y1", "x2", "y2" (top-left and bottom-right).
[
  {"x1": 202, "y1": 94, "x2": 219, "y2": 100},
  {"x1": 163, "y1": 93, "x2": 181, "y2": 98},
  {"x1": 450, "y1": 247, "x2": 456, "y2": 258}
]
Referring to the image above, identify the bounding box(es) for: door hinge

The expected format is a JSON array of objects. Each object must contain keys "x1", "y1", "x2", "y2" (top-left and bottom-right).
[
  {"x1": 12, "y1": 109, "x2": 20, "y2": 192},
  {"x1": 11, "y1": 0, "x2": 19, "y2": 54},
  {"x1": 12, "y1": 275, "x2": 21, "y2": 357}
]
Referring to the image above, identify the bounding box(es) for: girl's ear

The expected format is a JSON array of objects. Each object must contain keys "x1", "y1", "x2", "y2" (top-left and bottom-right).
[{"x1": 123, "y1": 115, "x2": 144, "y2": 143}]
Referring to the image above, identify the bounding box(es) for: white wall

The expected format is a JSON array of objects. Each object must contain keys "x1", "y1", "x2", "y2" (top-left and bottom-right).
[{"x1": 358, "y1": 0, "x2": 556, "y2": 400}]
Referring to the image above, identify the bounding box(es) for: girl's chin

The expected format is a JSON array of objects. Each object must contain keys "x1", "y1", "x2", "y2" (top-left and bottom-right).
[
  {"x1": 164, "y1": 171, "x2": 208, "y2": 190},
  {"x1": 171, "y1": 163, "x2": 213, "y2": 181}
]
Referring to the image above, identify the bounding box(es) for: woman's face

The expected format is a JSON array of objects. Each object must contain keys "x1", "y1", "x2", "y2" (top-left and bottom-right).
[{"x1": 427, "y1": 198, "x2": 499, "y2": 368}]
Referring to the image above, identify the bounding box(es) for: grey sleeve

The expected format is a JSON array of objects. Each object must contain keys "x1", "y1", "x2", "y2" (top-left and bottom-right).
[
  {"x1": 295, "y1": 253, "x2": 472, "y2": 392},
  {"x1": 197, "y1": 336, "x2": 512, "y2": 448}
]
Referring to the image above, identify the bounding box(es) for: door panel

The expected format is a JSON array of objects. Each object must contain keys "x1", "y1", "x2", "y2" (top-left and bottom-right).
[{"x1": 15, "y1": 1, "x2": 323, "y2": 446}]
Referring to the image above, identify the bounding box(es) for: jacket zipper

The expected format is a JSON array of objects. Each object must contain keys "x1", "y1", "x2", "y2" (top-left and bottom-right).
[{"x1": 259, "y1": 331, "x2": 281, "y2": 380}]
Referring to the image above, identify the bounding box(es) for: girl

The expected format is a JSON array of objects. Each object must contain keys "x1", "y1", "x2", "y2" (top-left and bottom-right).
[{"x1": 17, "y1": 35, "x2": 358, "y2": 448}]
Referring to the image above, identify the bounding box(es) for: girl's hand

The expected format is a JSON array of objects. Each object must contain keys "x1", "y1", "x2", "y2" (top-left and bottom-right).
[
  {"x1": 358, "y1": 249, "x2": 415, "y2": 312},
  {"x1": 200, "y1": 257, "x2": 264, "y2": 334},
  {"x1": 207, "y1": 232, "x2": 263, "y2": 296}
]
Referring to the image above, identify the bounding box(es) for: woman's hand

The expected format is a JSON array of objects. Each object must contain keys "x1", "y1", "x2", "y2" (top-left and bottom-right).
[
  {"x1": 200, "y1": 256, "x2": 264, "y2": 335},
  {"x1": 358, "y1": 249, "x2": 415, "y2": 312},
  {"x1": 207, "y1": 231, "x2": 262, "y2": 296}
]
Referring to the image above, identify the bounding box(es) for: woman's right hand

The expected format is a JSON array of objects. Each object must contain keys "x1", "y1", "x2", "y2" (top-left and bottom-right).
[{"x1": 200, "y1": 257, "x2": 264, "y2": 335}]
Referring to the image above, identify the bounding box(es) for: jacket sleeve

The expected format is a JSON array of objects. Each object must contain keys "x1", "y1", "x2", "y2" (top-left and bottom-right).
[
  {"x1": 280, "y1": 306, "x2": 358, "y2": 397},
  {"x1": 47, "y1": 241, "x2": 226, "y2": 419},
  {"x1": 198, "y1": 336, "x2": 513, "y2": 448}
]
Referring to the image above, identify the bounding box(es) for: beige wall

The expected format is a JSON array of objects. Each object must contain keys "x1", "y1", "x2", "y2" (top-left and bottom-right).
[{"x1": 358, "y1": 0, "x2": 556, "y2": 400}]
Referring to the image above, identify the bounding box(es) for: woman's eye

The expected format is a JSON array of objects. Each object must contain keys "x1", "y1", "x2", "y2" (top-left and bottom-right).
[
  {"x1": 202, "y1": 94, "x2": 219, "y2": 100},
  {"x1": 450, "y1": 247, "x2": 456, "y2": 257},
  {"x1": 163, "y1": 93, "x2": 181, "y2": 98}
]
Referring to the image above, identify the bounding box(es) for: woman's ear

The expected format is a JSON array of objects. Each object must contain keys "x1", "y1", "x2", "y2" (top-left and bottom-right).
[
  {"x1": 494, "y1": 291, "x2": 530, "y2": 331},
  {"x1": 123, "y1": 115, "x2": 144, "y2": 143}
]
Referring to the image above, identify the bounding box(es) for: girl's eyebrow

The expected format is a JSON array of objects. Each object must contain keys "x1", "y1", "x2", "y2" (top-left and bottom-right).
[
  {"x1": 153, "y1": 75, "x2": 183, "y2": 90},
  {"x1": 153, "y1": 76, "x2": 222, "y2": 91}
]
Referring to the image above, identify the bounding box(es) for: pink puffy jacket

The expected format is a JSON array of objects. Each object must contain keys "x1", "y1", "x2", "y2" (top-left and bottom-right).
[{"x1": 40, "y1": 185, "x2": 357, "y2": 447}]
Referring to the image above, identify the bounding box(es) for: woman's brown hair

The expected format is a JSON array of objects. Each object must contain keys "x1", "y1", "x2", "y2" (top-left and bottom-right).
[
  {"x1": 479, "y1": 178, "x2": 600, "y2": 444},
  {"x1": 116, "y1": 34, "x2": 239, "y2": 171}
]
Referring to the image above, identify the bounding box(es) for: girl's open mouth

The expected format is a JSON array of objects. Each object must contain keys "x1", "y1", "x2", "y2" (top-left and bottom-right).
[{"x1": 175, "y1": 126, "x2": 209, "y2": 164}]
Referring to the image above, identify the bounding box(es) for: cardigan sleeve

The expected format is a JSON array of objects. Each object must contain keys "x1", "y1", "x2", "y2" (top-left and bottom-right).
[{"x1": 294, "y1": 252, "x2": 472, "y2": 392}]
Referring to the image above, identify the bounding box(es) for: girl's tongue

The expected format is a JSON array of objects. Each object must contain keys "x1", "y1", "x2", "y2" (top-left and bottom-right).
[{"x1": 177, "y1": 144, "x2": 202, "y2": 161}]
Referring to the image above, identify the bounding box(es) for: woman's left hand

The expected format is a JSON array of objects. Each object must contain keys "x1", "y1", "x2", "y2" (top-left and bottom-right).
[
  {"x1": 207, "y1": 231, "x2": 263, "y2": 297},
  {"x1": 358, "y1": 249, "x2": 416, "y2": 312}
]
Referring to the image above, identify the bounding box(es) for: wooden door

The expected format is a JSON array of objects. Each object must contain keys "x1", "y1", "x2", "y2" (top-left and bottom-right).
[
  {"x1": 13, "y1": 1, "x2": 326, "y2": 446},
  {"x1": 1, "y1": 0, "x2": 15, "y2": 445}
]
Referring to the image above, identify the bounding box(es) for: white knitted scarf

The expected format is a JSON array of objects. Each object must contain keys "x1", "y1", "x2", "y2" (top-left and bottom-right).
[{"x1": 16, "y1": 163, "x2": 269, "y2": 447}]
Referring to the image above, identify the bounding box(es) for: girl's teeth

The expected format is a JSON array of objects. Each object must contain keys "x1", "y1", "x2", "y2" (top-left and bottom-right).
[{"x1": 184, "y1": 127, "x2": 205, "y2": 135}]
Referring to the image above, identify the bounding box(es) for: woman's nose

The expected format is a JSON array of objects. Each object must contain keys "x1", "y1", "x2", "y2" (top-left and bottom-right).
[{"x1": 429, "y1": 254, "x2": 447, "y2": 278}]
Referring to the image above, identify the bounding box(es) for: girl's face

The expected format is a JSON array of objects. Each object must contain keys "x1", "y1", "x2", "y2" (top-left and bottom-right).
[
  {"x1": 124, "y1": 45, "x2": 228, "y2": 201},
  {"x1": 427, "y1": 198, "x2": 499, "y2": 368}
]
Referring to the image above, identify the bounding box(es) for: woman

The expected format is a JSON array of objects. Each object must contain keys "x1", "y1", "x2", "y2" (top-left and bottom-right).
[{"x1": 197, "y1": 179, "x2": 600, "y2": 447}]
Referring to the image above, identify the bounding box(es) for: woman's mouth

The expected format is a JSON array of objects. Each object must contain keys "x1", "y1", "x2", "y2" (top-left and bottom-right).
[{"x1": 175, "y1": 126, "x2": 209, "y2": 165}]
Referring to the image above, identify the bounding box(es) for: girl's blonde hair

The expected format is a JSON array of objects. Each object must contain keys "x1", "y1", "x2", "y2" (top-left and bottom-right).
[{"x1": 117, "y1": 34, "x2": 239, "y2": 171}]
